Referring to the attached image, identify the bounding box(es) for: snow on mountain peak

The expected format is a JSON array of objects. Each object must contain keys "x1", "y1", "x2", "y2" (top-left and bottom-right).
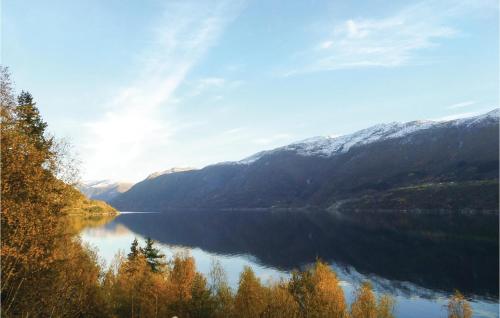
[
  {"x1": 284, "y1": 119, "x2": 435, "y2": 157},
  {"x1": 451, "y1": 108, "x2": 499, "y2": 127},
  {"x1": 237, "y1": 109, "x2": 498, "y2": 165},
  {"x1": 146, "y1": 167, "x2": 195, "y2": 180},
  {"x1": 81, "y1": 180, "x2": 117, "y2": 188}
]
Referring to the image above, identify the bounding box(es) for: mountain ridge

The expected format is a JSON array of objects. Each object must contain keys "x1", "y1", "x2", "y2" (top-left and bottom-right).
[
  {"x1": 110, "y1": 109, "x2": 499, "y2": 212},
  {"x1": 78, "y1": 180, "x2": 133, "y2": 203},
  {"x1": 233, "y1": 109, "x2": 499, "y2": 165}
]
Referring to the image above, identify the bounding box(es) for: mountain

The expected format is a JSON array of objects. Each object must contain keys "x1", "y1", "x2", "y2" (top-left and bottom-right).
[
  {"x1": 110, "y1": 110, "x2": 499, "y2": 212},
  {"x1": 145, "y1": 167, "x2": 194, "y2": 180},
  {"x1": 78, "y1": 180, "x2": 133, "y2": 203}
]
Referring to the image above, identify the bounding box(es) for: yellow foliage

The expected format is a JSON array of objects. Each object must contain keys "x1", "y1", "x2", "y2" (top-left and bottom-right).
[
  {"x1": 262, "y1": 281, "x2": 300, "y2": 318},
  {"x1": 289, "y1": 260, "x2": 347, "y2": 318},
  {"x1": 63, "y1": 185, "x2": 119, "y2": 217},
  {"x1": 448, "y1": 291, "x2": 472, "y2": 318},
  {"x1": 377, "y1": 294, "x2": 396, "y2": 318},
  {"x1": 235, "y1": 266, "x2": 268, "y2": 318},
  {"x1": 351, "y1": 282, "x2": 377, "y2": 318},
  {"x1": 351, "y1": 282, "x2": 396, "y2": 318}
]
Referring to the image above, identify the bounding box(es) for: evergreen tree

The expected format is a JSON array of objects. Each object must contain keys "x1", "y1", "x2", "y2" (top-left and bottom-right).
[
  {"x1": 140, "y1": 237, "x2": 165, "y2": 272},
  {"x1": 16, "y1": 90, "x2": 50, "y2": 151},
  {"x1": 188, "y1": 273, "x2": 216, "y2": 318},
  {"x1": 128, "y1": 238, "x2": 140, "y2": 260}
]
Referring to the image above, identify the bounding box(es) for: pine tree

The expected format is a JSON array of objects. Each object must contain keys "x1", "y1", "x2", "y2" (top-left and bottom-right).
[
  {"x1": 188, "y1": 273, "x2": 216, "y2": 317},
  {"x1": 140, "y1": 237, "x2": 165, "y2": 272},
  {"x1": 128, "y1": 238, "x2": 140, "y2": 260},
  {"x1": 16, "y1": 90, "x2": 50, "y2": 151}
]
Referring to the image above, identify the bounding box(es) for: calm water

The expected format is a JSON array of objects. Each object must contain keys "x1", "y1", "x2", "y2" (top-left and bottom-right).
[{"x1": 80, "y1": 210, "x2": 499, "y2": 318}]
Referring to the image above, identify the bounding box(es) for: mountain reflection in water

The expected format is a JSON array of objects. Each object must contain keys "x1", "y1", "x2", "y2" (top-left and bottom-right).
[{"x1": 86, "y1": 209, "x2": 498, "y2": 301}]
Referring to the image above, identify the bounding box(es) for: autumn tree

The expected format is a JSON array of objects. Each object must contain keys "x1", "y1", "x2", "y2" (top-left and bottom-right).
[
  {"x1": 209, "y1": 259, "x2": 235, "y2": 317},
  {"x1": 1, "y1": 67, "x2": 67, "y2": 316},
  {"x1": 1, "y1": 66, "x2": 105, "y2": 317},
  {"x1": 447, "y1": 291, "x2": 472, "y2": 318},
  {"x1": 289, "y1": 261, "x2": 347, "y2": 318},
  {"x1": 262, "y1": 281, "x2": 300, "y2": 318},
  {"x1": 377, "y1": 294, "x2": 396, "y2": 318},
  {"x1": 168, "y1": 252, "x2": 197, "y2": 315},
  {"x1": 350, "y1": 281, "x2": 396, "y2": 318},
  {"x1": 234, "y1": 266, "x2": 267, "y2": 318},
  {"x1": 351, "y1": 282, "x2": 377, "y2": 318}
]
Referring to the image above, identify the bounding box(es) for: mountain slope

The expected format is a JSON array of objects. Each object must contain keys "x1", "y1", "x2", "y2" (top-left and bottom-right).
[
  {"x1": 78, "y1": 180, "x2": 133, "y2": 203},
  {"x1": 110, "y1": 110, "x2": 499, "y2": 212}
]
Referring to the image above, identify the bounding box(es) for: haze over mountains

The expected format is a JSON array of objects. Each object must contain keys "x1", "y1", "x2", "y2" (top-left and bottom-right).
[
  {"x1": 78, "y1": 180, "x2": 133, "y2": 203},
  {"x1": 108, "y1": 110, "x2": 499, "y2": 212}
]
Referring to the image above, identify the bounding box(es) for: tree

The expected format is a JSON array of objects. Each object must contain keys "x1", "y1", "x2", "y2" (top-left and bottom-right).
[
  {"x1": 169, "y1": 252, "x2": 197, "y2": 315},
  {"x1": 188, "y1": 273, "x2": 216, "y2": 317},
  {"x1": 128, "y1": 238, "x2": 140, "y2": 260},
  {"x1": 262, "y1": 282, "x2": 300, "y2": 318},
  {"x1": 350, "y1": 281, "x2": 396, "y2": 318},
  {"x1": 1, "y1": 66, "x2": 105, "y2": 317},
  {"x1": 447, "y1": 291, "x2": 472, "y2": 318},
  {"x1": 377, "y1": 294, "x2": 396, "y2": 318},
  {"x1": 140, "y1": 237, "x2": 165, "y2": 272},
  {"x1": 351, "y1": 282, "x2": 377, "y2": 318},
  {"x1": 16, "y1": 90, "x2": 50, "y2": 151},
  {"x1": 289, "y1": 261, "x2": 347, "y2": 318},
  {"x1": 234, "y1": 266, "x2": 267, "y2": 318},
  {"x1": 209, "y1": 259, "x2": 234, "y2": 317}
]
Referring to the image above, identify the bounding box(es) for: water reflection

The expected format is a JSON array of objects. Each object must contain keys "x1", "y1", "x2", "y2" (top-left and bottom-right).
[{"x1": 80, "y1": 209, "x2": 499, "y2": 318}]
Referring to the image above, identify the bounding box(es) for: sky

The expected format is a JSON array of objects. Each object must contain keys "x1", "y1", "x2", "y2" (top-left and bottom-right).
[{"x1": 2, "y1": 0, "x2": 499, "y2": 182}]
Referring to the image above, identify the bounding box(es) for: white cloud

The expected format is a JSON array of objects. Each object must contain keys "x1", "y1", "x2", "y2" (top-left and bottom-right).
[
  {"x1": 80, "y1": 0, "x2": 244, "y2": 182},
  {"x1": 285, "y1": 0, "x2": 492, "y2": 75},
  {"x1": 447, "y1": 100, "x2": 477, "y2": 109}
]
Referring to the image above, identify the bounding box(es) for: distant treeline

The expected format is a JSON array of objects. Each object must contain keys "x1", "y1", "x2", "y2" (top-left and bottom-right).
[{"x1": 0, "y1": 66, "x2": 472, "y2": 318}]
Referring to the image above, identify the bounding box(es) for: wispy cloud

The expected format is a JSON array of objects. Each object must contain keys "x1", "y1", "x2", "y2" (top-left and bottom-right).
[
  {"x1": 284, "y1": 0, "x2": 493, "y2": 75},
  {"x1": 81, "y1": 0, "x2": 244, "y2": 182},
  {"x1": 433, "y1": 111, "x2": 483, "y2": 121},
  {"x1": 447, "y1": 100, "x2": 477, "y2": 109}
]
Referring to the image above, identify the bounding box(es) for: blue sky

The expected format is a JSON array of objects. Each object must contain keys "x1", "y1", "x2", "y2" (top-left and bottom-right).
[{"x1": 2, "y1": 0, "x2": 498, "y2": 182}]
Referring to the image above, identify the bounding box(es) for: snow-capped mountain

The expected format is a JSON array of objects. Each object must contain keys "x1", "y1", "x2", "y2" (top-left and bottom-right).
[
  {"x1": 78, "y1": 180, "x2": 134, "y2": 203},
  {"x1": 146, "y1": 167, "x2": 195, "y2": 180},
  {"x1": 238, "y1": 109, "x2": 500, "y2": 164},
  {"x1": 110, "y1": 109, "x2": 499, "y2": 212}
]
